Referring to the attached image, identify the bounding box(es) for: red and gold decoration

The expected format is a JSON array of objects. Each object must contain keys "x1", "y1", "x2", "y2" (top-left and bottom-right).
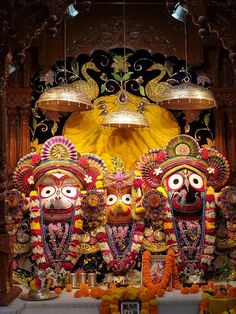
[
  {"x1": 10, "y1": 134, "x2": 236, "y2": 300},
  {"x1": 137, "y1": 134, "x2": 231, "y2": 283},
  {"x1": 12, "y1": 136, "x2": 105, "y2": 284}
]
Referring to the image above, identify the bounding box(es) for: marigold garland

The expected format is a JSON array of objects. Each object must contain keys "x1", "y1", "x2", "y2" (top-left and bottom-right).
[
  {"x1": 73, "y1": 284, "x2": 158, "y2": 313},
  {"x1": 142, "y1": 249, "x2": 181, "y2": 294},
  {"x1": 142, "y1": 249, "x2": 201, "y2": 295}
]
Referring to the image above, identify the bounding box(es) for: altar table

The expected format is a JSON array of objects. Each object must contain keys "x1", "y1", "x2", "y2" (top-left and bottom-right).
[{"x1": 0, "y1": 286, "x2": 202, "y2": 314}]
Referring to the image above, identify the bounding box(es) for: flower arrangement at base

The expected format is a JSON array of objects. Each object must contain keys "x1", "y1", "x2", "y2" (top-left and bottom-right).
[
  {"x1": 142, "y1": 249, "x2": 181, "y2": 293},
  {"x1": 27, "y1": 270, "x2": 55, "y2": 300},
  {"x1": 29, "y1": 275, "x2": 53, "y2": 291},
  {"x1": 200, "y1": 281, "x2": 236, "y2": 314},
  {"x1": 73, "y1": 285, "x2": 158, "y2": 314},
  {"x1": 142, "y1": 249, "x2": 200, "y2": 294}
]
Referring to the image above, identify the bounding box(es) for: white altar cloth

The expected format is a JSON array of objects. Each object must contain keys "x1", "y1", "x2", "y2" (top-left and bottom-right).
[{"x1": 0, "y1": 286, "x2": 202, "y2": 314}]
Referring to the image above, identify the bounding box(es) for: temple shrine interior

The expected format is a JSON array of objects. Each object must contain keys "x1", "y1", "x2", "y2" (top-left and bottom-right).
[{"x1": 1, "y1": 1, "x2": 236, "y2": 313}]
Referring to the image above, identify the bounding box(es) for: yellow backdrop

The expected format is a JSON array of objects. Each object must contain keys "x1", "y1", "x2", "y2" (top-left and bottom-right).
[{"x1": 63, "y1": 92, "x2": 179, "y2": 170}]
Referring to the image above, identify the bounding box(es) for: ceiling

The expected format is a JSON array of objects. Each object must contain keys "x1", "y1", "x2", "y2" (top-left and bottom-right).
[{"x1": 0, "y1": 1, "x2": 236, "y2": 73}]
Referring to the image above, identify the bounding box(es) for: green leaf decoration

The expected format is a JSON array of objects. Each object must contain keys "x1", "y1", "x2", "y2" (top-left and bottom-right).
[
  {"x1": 111, "y1": 72, "x2": 123, "y2": 82},
  {"x1": 101, "y1": 83, "x2": 106, "y2": 93},
  {"x1": 122, "y1": 72, "x2": 133, "y2": 81},
  {"x1": 32, "y1": 108, "x2": 41, "y2": 118},
  {"x1": 204, "y1": 113, "x2": 210, "y2": 127},
  {"x1": 32, "y1": 117, "x2": 38, "y2": 129},
  {"x1": 139, "y1": 85, "x2": 145, "y2": 96}
]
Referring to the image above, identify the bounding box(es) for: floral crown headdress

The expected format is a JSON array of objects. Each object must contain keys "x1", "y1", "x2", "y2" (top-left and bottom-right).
[
  {"x1": 137, "y1": 134, "x2": 230, "y2": 191},
  {"x1": 13, "y1": 136, "x2": 107, "y2": 194}
]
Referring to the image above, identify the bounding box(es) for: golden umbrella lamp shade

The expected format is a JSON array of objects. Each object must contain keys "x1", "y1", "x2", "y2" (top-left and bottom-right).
[
  {"x1": 157, "y1": 82, "x2": 217, "y2": 110},
  {"x1": 101, "y1": 109, "x2": 150, "y2": 128},
  {"x1": 36, "y1": 84, "x2": 92, "y2": 112}
]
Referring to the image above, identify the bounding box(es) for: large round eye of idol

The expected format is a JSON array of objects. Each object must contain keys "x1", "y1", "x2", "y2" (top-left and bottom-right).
[
  {"x1": 106, "y1": 194, "x2": 118, "y2": 206},
  {"x1": 40, "y1": 186, "x2": 56, "y2": 198},
  {"x1": 121, "y1": 194, "x2": 132, "y2": 205},
  {"x1": 167, "y1": 174, "x2": 184, "y2": 190},
  {"x1": 61, "y1": 186, "x2": 77, "y2": 198},
  {"x1": 189, "y1": 173, "x2": 204, "y2": 191}
]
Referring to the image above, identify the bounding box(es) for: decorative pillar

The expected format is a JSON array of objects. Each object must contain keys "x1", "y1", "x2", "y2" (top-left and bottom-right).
[
  {"x1": 6, "y1": 88, "x2": 31, "y2": 173},
  {"x1": 0, "y1": 65, "x2": 7, "y2": 228},
  {"x1": 214, "y1": 88, "x2": 236, "y2": 185},
  {"x1": 6, "y1": 108, "x2": 18, "y2": 177},
  {"x1": 213, "y1": 89, "x2": 227, "y2": 156},
  {"x1": 225, "y1": 104, "x2": 236, "y2": 185},
  {"x1": 19, "y1": 106, "x2": 31, "y2": 158},
  {"x1": 0, "y1": 57, "x2": 22, "y2": 305}
]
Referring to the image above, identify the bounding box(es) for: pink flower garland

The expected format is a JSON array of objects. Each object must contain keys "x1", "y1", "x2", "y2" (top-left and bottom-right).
[
  {"x1": 30, "y1": 191, "x2": 83, "y2": 274},
  {"x1": 162, "y1": 187, "x2": 216, "y2": 277},
  {"x1": 96, "y1": 221, "x2": 145, "y2": 273}
]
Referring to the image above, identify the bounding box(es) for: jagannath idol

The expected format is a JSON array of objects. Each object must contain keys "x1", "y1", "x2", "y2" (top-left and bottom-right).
[
  {"x1": 12, "y1": 136, "x2": 106, "y2": 284},
  {"x1": 11, "y1": 134, "x2": 236, "y2": 286},
  {"x1": 95, "y1": 160, "x2": 145, "y2": 277},
  {"x1": 137, "y1": 134, "x2": 232, "y2": 283},
  {"x1": 73, "y1": 158, "x2": 145, "y2": 284}
]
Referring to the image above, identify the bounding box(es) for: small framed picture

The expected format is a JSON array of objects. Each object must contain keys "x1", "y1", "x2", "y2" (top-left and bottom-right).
[
  {"x1": 150, "y1": 255, "x2": 166, "y2": 284},
  {"x1": 120, "y1": 300, "x2": 140, "y2": 314}
]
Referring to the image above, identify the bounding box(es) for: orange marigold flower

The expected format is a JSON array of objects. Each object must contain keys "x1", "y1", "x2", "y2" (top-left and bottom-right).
[
  {"x1": 90, "y1": 287, "x2": 105, "y2": 299},
  {"x1": 156, "y1": 288, "x2": 165, "y2": 297},
  {"x1": 207, "y1": 280, "x2": 214, "y2": 288},
  {"x1": 54, "y1": 287, "x2": 62, "y2": 294},
  {"x1": 74, "y1": 290, "x2": 83, "y2": 298},
  {"x1": 200, "y1": 297, "x2": 209, "y2": 312},
  {"x1": 65, "y1": 283, "x2": 72, "y2": 292},
  {"x1": 181, "y1": 287, "x2": 190, "y2": 294},
  {"x1": 190, "y1": 284, "x2": 200, "y2": 294}
]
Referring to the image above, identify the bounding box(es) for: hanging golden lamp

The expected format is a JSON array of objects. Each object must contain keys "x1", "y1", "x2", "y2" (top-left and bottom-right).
[
  {"x1": 36, "y1": 12, "x2": 92, "y2": 113},
  {"x1": 101, "y1": 1, "x2": 149, "y2": 129},
  {"x1": 158, "y1": 5, "x2": 217, "y2": 111},
  {"x1": 101, "y1": 109, "x2": 149, "y2": 128},
  {"x1": 35, "y1": 84, "x2": 92, "y2": 112},
  {"x1": 101, "y1": 90, "x2": 149, "y2": 128},
  {"x1": 157, "y1": 82, "x2": 217, "y2": 110}
]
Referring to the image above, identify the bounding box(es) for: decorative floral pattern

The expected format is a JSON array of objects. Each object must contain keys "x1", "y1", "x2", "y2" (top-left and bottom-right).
[
  {"x1": 95, "y1": 221, "x2": 145, "y2": 274},
  {"x1": 160, "y1": 186, "x2": 216, "y2": 280},
  {"x1": 30, "y1": 191, "x2": 83, "y2": 279}
]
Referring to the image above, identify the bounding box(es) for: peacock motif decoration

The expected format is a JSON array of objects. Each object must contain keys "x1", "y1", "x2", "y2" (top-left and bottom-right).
[
  {"x1": 70, "y1": 61, "x2": 100, "y2": 101},
  {"x1": 145, "y1": 63, "x2": 172, "y2": 103}
]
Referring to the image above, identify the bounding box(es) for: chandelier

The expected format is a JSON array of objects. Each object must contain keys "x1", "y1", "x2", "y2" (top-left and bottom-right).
[
  {"x1": 36, "y1": 9, "x2": 92, "y2": 112},
  {"x1": 157, "y1": 7, "x2": 217, "y2": 110},
  {"x1": 100, "y1": 0, "x2": 149, "y2": 128}
]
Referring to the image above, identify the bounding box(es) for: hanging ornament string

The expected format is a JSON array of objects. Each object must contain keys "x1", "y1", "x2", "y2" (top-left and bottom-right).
[
  {"x1": 123, "y1": 0, "x2": 126, "y2": 61},
  {"x1": 123, "y1": 0, "x2": 127, "y2": 97},
  {"x1": 183, "y1": 18, "x2": 191, "y2": 83},
  {"x1": 64, "y1": 16, "x2": 67, "y2": 83},
  {"x1": 184, "y1": 20, "x2": 188, "y2": 75}
]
